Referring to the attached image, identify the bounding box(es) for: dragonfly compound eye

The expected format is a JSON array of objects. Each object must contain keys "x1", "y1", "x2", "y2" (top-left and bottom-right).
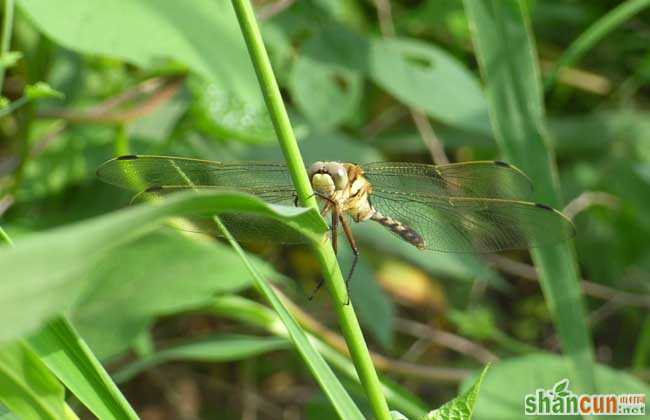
[
  {"x1": 324, "y1": 162, "x2": 349, "y2": 190},
  {"x1": 308, "y1": 161, "x2": 324, "y2": 178}
]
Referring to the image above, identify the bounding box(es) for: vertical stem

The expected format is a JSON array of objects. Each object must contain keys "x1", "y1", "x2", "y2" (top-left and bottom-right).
[
  {"x1": 229, "y1": 0, "x2": 315, "y2": 209},
  {"x1": 0, "y1": 0, "x2": 15, "y2": 90},
  {"x1": 228, "y1": 1, "x2": 391, "y2": 418}
]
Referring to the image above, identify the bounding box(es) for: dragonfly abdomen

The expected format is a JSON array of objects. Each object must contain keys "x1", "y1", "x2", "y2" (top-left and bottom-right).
[{"x1": 371, "y1": 211, "x2": 425, "y2": 250}]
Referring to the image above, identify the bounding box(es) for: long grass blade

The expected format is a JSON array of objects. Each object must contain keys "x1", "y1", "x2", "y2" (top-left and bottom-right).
[{"x1": 464, "y1": 0, "x2": 597, "y2": 394}]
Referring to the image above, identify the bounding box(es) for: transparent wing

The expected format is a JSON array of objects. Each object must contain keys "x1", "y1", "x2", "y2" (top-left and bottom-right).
[
  {"x1": 134, "y1": 186, "x2": 309, "y2": 244},
  {"x1": 97, "y1": 155, "x2": 304, "y2": 243},
  {"x1": 370, "y1": 190, "x2": 575, "y2": 252},
  {"x1": 96, "y1": 155, "x2": 294, "y2": 196},
  {"x1": 362, "y1": 161, "x2": 533, "y2": 200}
]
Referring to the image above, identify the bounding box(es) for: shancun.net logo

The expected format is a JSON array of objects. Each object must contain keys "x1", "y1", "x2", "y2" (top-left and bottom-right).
[{"x1": 524, "y1": 379, "x2": 646, "y2": 416}]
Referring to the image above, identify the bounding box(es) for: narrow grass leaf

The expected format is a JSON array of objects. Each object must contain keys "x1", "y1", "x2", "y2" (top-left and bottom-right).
[
  {"x1": 464, "y1": 0, "x2": 596, "y2": 393},
  {"x1": 0, "y1": 341, "x2": 67, "y2": 420},
  {"x1": 27, "y1": 318, "x2": 137, "y2": 420},
  {"x1": 544, "y1": 0, "x2": 650, "y2": 90},
  {"x1": 114, "y1": 334, "x2": 289, "y2": 383},
  {"x1": 210, "y1": 217, "x2": 365, "y2": 419},
  {"x1": 210, "y1": 296, "x2": 428, "y2": 419}
]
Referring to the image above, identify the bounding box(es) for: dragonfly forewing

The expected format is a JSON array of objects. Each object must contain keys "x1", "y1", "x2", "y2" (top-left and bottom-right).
[
  {"x1": 97, "y1": 155, "x2": 311, "y2": 243},
  {"x1": 362, "y1": 160, "x2": 533, "y2": 200},
  {"x1": 96, "y1": 155, "x2": 294, "y2": 194}
]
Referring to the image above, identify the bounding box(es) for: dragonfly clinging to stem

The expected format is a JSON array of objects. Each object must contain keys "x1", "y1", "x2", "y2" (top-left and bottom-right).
[{"x1": 97, "y1": 155, "x2": 575, "y2": 301}]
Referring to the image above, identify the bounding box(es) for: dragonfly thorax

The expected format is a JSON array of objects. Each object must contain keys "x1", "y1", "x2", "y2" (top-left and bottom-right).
[{"x1": 307, "y1": 161, "x2": 376, "y2": 223}]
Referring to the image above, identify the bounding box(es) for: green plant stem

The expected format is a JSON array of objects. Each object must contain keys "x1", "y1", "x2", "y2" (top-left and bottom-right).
[
  {"x1": 0, "y1": 0, "x2": 15, "y2": 90},
  {"x1": 544, "y1": 0, "x2": 650, "y2": 90},
  {"x1": 229, "y1": 0, "x2": 315, "y2": 208},
  {"x1": 228, "y1": 0, "x2": 391, "y2": 418},
  {"x1": 211, "y1": 217, "x2": 364, "y2": 419}
]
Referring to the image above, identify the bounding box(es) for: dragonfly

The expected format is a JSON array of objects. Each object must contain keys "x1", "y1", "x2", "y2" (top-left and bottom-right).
[{"x1": 97, "y1": 155, "x2": 575, "y2": 299}]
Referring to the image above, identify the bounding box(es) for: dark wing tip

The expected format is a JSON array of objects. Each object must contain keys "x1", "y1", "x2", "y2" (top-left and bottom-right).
[
  {"x1": 533, "y1": 202, "x2": 577, "y2": 239},
  {"x1": 493, "y1": 160, "x2": 534, "y2": 190},
  {"x1": 117, "y1": 155, "x2": 139, "y2": 160},
  {"x1": 534, "y1": 202, "x2": 554, "y2": 211},
  {"x1": 145, "y1": 185, "x2": 164, "y2": 192}
]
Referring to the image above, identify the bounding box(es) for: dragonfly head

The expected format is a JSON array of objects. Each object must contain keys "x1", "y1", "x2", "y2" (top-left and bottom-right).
[{"x1": 308, "y1": 161, "x2": 349, "y2": 196}]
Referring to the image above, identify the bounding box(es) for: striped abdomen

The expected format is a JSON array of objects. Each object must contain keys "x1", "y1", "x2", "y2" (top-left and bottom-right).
[{"x1": 371, "y1": 211, "x2": 425, "y2": 250}]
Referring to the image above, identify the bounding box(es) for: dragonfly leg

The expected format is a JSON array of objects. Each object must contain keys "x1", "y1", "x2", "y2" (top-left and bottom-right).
[
  {"x1": 308, "y1": 278, "x2": 324, "y2": 301},
  {"x1": 298, "y1": 192, "x2": 336, "y2": 206},
  {"x1": 308, "y1": 208, "x2": 341, "y2": 301},
  {"x1": 331, "y1": 210, "x2": 339, "y2": 255},
  {"x1": 339, "y1": 215, "x2": 359, "y2": 306}
]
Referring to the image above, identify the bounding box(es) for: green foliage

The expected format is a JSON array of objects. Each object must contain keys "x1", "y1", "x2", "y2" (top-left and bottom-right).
[
  {"x1": 0, "y1": 192, "x2": 326, "y2": 342},
  {"x1": 28, "y1": 318, "x2": 138, "y2": 419},
  {"x1": 17, "y1": 0, "x2": 263, "y2": 107},
  {"x1": 1, "y1": 0, "x2": 649, "y2": 417},
  {"x1": 464, "y1": 0, "x2": 596, "y2": 394},
  {"x1": 368, "y1": 37, "x2": 489, "y2": 135},
  {"x1": 114, "y1": 334, "x2": 290, "y2": 382},
  {"x1": 463, "y1": 354, "x2": 650, "y2": 420},
  {"x1": 427, "y1": 365, "x2": 489, "y2": 420},
  {"x1": 24, "y1": 81, "x2": 63, "y2": 100},
  {"x1": 72, "y1": 231, "x2": 273, "y2": 358},
  {"x1": 0, "y1": 51, "x2": 21, "y2": 68},
  {"x1": 0, "y1": 341, "x2": 67, "y2": 419}
]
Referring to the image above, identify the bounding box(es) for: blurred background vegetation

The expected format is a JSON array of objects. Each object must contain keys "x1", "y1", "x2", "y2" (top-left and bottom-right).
[{"x1": 1, "y1": 0, "x2": 649, "y2": 418}]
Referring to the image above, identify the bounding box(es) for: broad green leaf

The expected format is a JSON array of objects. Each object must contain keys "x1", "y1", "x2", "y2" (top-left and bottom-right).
[
  {"x1": 0, "y1": 341, "x2": 66, "y2": 420},
  {"x1": 115, "y1": 334, "x2": 290, "y2": 382},
  {"x1": 288, "y1": 24, "x2": 491, "y2": 134},
  {"x1": 464, "y1": 0, "x2": 596, "y2": 394},
  {"x1": 16, "y1": 0, "x2": 264, "y2": 107},
  {"x1": 368, "y1": 37, "x2": 490, "y2": 135},
  {"x1": 28, "y1": 318, "x2": 138, "y2": 420},
  {"x1": 462, "y1": 354, "x2": 650, "y2": 420},
  {"x1": 72, "y1": 231, "x2": 275, "y2": 358},
  {"x1": 427, "y1": 365, "x2": 489, "y2": 420},
  {"x1": 0, "y1": 191, "x2": 327, "y2": 342},
  {"x1": 187, "y1": 75, "x2": 277, "y2": 144},
  {"x1": 289, "y1": 31, "x2": 364, "y2": 130}
]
